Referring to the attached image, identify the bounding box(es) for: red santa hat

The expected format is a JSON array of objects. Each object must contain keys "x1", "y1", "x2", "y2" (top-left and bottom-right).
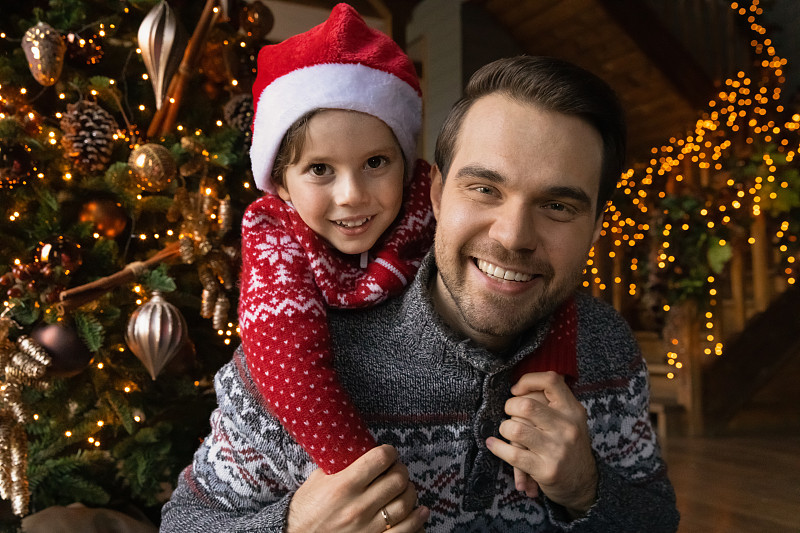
[{"x1": 250, "y1": 3, "x2": 422, "y2": 194}]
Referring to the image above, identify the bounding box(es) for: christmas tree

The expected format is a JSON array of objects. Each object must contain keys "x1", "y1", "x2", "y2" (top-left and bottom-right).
[{"x1": 0, "y1": 0, "x2": 271, "y2": 527}]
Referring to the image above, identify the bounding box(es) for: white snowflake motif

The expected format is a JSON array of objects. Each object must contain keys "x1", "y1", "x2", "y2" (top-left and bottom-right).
[{"x1": 256, "y1": 234, "x2": 304, "y2": 266}]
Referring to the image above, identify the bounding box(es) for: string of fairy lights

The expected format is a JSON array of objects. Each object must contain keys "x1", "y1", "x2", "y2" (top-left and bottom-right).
[{"x1": 585, "y1": 0, "x2": 798, "y2": 379}]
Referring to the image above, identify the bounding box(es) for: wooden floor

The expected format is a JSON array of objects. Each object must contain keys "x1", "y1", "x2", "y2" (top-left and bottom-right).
[{"x1": 662, "y1": 433, "x2": 800, "y2": 532}]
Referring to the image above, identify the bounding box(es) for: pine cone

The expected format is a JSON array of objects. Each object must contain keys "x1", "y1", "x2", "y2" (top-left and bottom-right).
[
  {"x1": 60, "y1": 100, "x2": 118, "y2": 173},
  {"x1": 223, "y1": 94, "x2": 253, "y2": 138}
]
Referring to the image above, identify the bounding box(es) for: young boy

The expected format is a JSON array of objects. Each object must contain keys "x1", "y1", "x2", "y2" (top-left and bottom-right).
[{"x1": 239, "y1": 3, "x2": 434, "y2": 473}]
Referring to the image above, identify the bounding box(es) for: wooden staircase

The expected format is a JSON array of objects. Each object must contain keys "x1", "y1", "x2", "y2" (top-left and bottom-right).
[
  {"x1": 637, "y1": 283, "x2": 800, "y2": 438},
  {"x1": 702, "y1": 284, "x2": 800, "y2": 435}
]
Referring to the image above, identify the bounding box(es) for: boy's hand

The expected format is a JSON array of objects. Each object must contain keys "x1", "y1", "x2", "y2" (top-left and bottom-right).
[{"x1": 288, "y1": 444, "x2": 430, "y2": 532}]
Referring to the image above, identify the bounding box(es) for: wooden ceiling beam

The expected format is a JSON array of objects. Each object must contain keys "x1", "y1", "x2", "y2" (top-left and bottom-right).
[{"x1": 596, "y1": 0, "x2": 715, "y2": 109}]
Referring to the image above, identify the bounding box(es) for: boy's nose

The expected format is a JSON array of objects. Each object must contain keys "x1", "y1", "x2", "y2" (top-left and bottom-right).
[{"x1": 334, "y1": 172, "x2": 369, "y2": 206}]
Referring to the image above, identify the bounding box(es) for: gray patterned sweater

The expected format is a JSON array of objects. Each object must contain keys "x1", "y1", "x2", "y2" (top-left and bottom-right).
[{"x1": 161, "y1": 254, "x2": 679, "y2": 532}]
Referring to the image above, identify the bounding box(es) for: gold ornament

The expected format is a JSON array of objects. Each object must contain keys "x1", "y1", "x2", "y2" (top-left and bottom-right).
[
  {"x1": 138, "y1": 0, "x2": 186, "y2": 109},
  {"x1": 17, "y1": 335, "x2": 53, "y2": 367},
  {"x1": 212, "y1": 294, "x2": 229, "y2": 331},
  {"x1": 21, "y1": 22, "x2": 66, "y2": 86},
  {"x1": 128, "y1": 144, "x2": 177, "y2": 192},
  {"x1": 0, "y1": 329, "x2": 50, "y2": 516},
  {"x1": 9, "y1": 424, "x2": 29, "y2": 516},
  {"x1": 0, "y1": 417, "x2": 11, "y2": 500},
  {"x1": 217, "y1": 196, "x2": 232, "y2": 234},
  {"x1": 0, "y1": 384, "x2": 26, "y2": 424},
  {"x1": 197, "y1": 263, "x2": 216, "y2": 291},
  {"x1": 0, "y1": 316, "x2": 15, "y2": 342},
  {"x1": 125, "y1": 291, "x2": 188, "y2": 380},
  {"x1": 200, "y1": 287, "x2": 217, "y2": 319},
  {"x1": 179, "y1": 235, "x2": 196, "y2": 264},
  {"x1": 209, "y1": 252, "x2": 234, "y2": 290}
]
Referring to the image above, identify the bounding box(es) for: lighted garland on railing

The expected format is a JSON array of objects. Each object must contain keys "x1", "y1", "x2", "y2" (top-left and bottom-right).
[{"x1": 586, "y1": 0, "x2": 800, "y2": 377}]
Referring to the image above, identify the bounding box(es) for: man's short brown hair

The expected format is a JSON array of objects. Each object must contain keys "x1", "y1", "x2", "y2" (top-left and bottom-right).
[{"x1": 434, "y1": 56, "x2": 626, "y2": 218}]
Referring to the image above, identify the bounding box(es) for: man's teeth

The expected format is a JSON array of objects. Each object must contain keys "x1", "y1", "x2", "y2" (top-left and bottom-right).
[
  {"x1": 476, "y1": 259, "x2": 533, "y2": 282},
  {"x1": 335, "y1": 217, "x2": 370, "y2": 228}
]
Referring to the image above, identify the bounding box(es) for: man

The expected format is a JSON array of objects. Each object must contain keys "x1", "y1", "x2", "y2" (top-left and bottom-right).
[{"x1": 161, "y1": 56, "x2": 679, "y2": 532}]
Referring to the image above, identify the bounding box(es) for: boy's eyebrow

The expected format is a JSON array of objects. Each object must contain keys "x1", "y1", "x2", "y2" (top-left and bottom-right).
[{"x1": 454, "y1": 165, "x2": 592, "y2": 208}]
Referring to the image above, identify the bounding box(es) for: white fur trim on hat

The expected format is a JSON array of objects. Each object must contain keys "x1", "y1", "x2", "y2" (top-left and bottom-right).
[{"x1": 250, "y1": 62, "x2": 422, "y2": 194}]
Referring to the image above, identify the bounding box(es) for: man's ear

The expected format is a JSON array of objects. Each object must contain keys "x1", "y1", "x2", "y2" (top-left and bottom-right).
[
  {"x1": 591, "y1": 203, "x2": 606, "y2": 245},
  {"x1": 430, "y1": 164, "x2": 443, "y2": 221}
]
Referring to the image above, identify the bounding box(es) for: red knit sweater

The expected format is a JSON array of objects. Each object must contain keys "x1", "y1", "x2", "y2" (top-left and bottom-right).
[{"x1": 239, "y1": 161, "x2": 435, "y2": 473}]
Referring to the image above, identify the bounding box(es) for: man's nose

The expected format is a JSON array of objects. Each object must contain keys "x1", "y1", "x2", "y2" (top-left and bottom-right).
[{"x1": 487, "y1": 203, "x2": 538, "y2": 251}]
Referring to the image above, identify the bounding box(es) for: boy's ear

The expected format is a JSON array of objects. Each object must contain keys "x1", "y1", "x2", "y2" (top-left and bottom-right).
[
  {"x1": 430, "y1": 164, "x2": 443, "y2": 221},
  {"x1": 276, "y1": 183, "x2": 291, "y2": 203}
]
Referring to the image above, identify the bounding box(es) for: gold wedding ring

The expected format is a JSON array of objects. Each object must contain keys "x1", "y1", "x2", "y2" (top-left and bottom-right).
[{"x1": 380, "y1": 507, "x2": 392, "y2": 530}]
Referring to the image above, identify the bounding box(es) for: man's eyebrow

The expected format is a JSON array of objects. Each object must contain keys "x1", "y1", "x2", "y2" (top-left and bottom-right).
[
  {"x1": 547, "y1": 186, "x2": 592, "y2": 208},
  {"x1": 454, "y1": 166, "x2": 592, "y2": 207},
  {"x1": 454, "y1": 165, "x2": 505, "y2": 183}
]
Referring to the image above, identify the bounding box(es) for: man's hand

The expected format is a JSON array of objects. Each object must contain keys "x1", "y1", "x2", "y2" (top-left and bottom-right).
[
  {"x1": 287, "y1": 445, "x2": 430, "y2": 532},
  {"x1": 486, "y1": 372, "x2": 598, "y2": 515}
]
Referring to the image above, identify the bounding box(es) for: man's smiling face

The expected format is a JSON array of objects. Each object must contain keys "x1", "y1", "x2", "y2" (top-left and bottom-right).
[{"x1": 430, "y1": 93, "x2": 605, "y2": 352}]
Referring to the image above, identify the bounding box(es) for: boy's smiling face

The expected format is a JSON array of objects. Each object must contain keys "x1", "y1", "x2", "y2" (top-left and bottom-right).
[{"x1": 276, "y1": 110, "x2": 405, "y2": 255}]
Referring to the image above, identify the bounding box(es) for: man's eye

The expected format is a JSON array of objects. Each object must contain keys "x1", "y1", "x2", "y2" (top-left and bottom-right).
[
  {"x1": 473, "y1": 186, "x2": 493, "y2": 195},
  {"x1": 366, "y1": 156, "x2": 387, "y2": 169},
  {"x1": 544, "y1": 202, "x2": 578, "y2": 220},
  {"x1": 309, "y1": 164, "x2": 330, "y2": 176}
]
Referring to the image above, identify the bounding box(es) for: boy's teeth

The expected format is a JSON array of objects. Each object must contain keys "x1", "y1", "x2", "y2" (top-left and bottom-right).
[
  {"x1": 476, "y1": 259, "x2": 533, "y2": 282},
  {"x1": 336, "y1": 217, "x2": 369, "y2": 228}
]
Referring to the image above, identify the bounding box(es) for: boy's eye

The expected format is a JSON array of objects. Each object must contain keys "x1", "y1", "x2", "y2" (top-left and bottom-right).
[
  {"x1": 365, "y1": 156, "x2": 387, "y2": 169},
  {"x1": 309, "y1": 164, "x2": 331, "y2": 176}
]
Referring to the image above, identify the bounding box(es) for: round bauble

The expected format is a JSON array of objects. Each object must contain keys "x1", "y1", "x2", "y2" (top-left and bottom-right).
[
  {"x1": 35, "y1": 236, "x2": 83, "y2": 274},
  {"x1": 240, "y1": 2, "x2": 274, "y2": 41},
  {"x1": 79, "y1": 199, "x2": 128, "y2": 238},
  {"x1": 30, "y1": 321, "x2": 93, "y2": 378},
  {"x1": 128, "y1": 144, "x2": 176, "y2": 192}
]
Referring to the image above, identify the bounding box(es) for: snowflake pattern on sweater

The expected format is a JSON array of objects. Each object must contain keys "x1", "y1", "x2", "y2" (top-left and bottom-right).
[{"x1": 238, "y1": 160, "x2": 434, "y2": 474}]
